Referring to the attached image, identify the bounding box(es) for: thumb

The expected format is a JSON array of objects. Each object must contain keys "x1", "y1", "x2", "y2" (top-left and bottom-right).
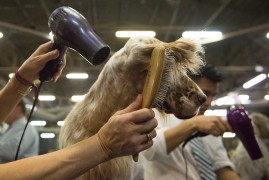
[{"x1": 116, "y1": 94, "x2": 142, "y2": 115}]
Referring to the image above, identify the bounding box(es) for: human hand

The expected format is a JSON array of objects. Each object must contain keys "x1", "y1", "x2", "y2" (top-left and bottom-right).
[
  {"x1": 191, "y1": 115, "x2": 233, "y2": 136},
  {"x1": 17, "y1": 41, "x2": 66, "y2": 83},
  {"x1": 97, "y1": 95, "x2": 157, "y2": 159}
]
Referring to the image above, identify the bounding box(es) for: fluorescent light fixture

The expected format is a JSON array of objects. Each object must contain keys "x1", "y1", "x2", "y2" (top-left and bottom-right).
[
  {"x1": 57, "y1": 121, "x2": 64, "y2": 126},
  {"x1": 182, "y1": 31, "x2": 222, "y2": 40},
  {"x1": 243, "y1": 73, "x2": 267, "y2": 89},
  {"x1": 0, "y1": 32, "x2": 3, "y2": 38},
  {"x1": 255, "y1": 65, "x2": 264, "y2": 72},
  {"x1": 71, "y1": 95, "x2": 85, "y2": 102},
  {"x1": 115, "y1": 31, "x2": 156, "y2": 38},
  {"x1": 214, "y1": 96, "x2": 235, "y2": 106},
  {"x1": 40, "y1": 133, "x2": 55, "y2": 139},
  {"x1": 38, "y1": 95, "x2": 56, "y2": 101},
  {"x1": 264, "y1": 95, "x2": 269, "y2": 100},
  {"x1": 30, "y1": 120, "x2": 47, "y2": 126},
  {"x1": 48, "y1": 32, "x2": 53, "y2": 40},
  {"x1": 204, "y1": 109, "x2": 227, "y2": 116},
  {"x1": 222, "y1": 132, "x2": 236, "y2": 138},
  {"x1": 66, "y1": 73, "x2": 89, "y2": 79},
  {"x1": 9, "y1": 73, "x2": 14, "y2": 78},
  {"x1": 238, "y1": 95, "x2": 249, "y2": 101}
]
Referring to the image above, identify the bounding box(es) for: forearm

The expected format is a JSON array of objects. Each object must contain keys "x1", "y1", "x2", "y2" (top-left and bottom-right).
[
  {"x1": 165, "y1": 119, "x2": 197, "y2": 153},
  {"x1": 216, "y1": 167, "x2": 241, "y2": 180},
  {"x1": 0, "y1": 77, "x2": 30, "y2": 122},
  {"x1": 0, "y1": 135, "x2": 108, "y2": 180}
]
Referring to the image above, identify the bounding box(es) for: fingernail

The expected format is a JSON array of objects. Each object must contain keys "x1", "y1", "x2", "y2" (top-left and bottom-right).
[{"x1": 53, "y1": 76, "x2": 58, "y2": 82}]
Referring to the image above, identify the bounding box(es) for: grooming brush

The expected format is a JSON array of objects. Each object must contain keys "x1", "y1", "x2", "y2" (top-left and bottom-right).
[{"x1": 133, "y1": 46, "x2": 174, "y2": 162}]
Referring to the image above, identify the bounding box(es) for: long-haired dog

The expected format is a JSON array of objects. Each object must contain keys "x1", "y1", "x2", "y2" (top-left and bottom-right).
[
  {"x1": 59, "y1": 36, "x2": 206, "y2": 179},
  {"x1": 231, "y1": 112, "x2": 269, "y2": 180}
]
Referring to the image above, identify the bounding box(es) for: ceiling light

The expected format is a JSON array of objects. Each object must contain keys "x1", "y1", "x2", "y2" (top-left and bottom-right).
[
  {"x1": 182, "y1": 31, "x2": 222, "y2": 40},
  {"x1": 38, "y1": 95, "x2": 56, "y2": 101},
  {"x1": 222, "y1": 132, "x2": 236, "y2": 138},
  {"x1": 264, "y1": 95, "x2": 269, "y2": 100},
  {"x1": 204, "y1": 109, "x2": 227, "y2": 116},
  {"x1": 9, "y1": 73, "x2": 14, "y2": 78},
  {"x1": 243, "y1": 73, "x2": 267, "y2": 89},
  {"x1": 66, "y1": 73, "x2": 89, "y2": 79},
  {"x1": 115, "y1": 31, "x2": 156, "y2": 38},
  {"x1": 267, "y1": 32, "x2": 269, "y2": 39},
  {"x1": 0, "y1": 32, "x2": 3, "y2": 38},
  {"x1": 57, "y1": 121, "x2": 64, "y2": 126},
  {"x1": 30, "y1": 120, "x2": 47, "y2": 126},
  {"x1": 40, "y1": 133, "x2": 55, "y2": 139},
  {"x1": 238, "y1": 94, "x2": 249, "y2": 101},
  {"x1": 48, "y1": 32, "x2": 53, "y2": 40},
  {"x1": 214, "y1": 96, "x2": 235, "y2": 106},
  {"x1": 255, "y1": 65, "x2": 264, "y2": 72},
  {"x1": 70, "y1": 95, "x2": 85, "y2": 102}
]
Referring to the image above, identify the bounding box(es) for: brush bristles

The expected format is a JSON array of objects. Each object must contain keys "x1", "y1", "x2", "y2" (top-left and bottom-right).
[{"x1": 153, "y1": 48, "x2": 175, "y2": 108}]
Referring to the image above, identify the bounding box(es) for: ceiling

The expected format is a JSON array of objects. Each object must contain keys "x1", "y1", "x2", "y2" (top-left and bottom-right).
[{"x1": 1, "y1": 0, "x2": 269, "y2": 123}]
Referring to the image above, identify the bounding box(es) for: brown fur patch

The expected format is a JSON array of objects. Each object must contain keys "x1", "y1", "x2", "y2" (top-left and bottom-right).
[{"x1": 59, "y1": 36, "x2": 206, "y2": 179}]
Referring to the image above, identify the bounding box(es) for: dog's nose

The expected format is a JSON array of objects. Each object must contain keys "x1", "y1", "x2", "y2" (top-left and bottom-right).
[{"x1": 197, "y1": 94, "x2": 207, "y2": 105}]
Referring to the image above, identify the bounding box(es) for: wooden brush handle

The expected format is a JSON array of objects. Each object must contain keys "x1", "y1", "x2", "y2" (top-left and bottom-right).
[{"x1": 132, "y1": 46, "x2": 165, "y2": 162}]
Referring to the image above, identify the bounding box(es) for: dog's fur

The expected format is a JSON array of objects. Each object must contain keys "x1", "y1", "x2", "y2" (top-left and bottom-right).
[
  {"x1": 231, "y1": 112, "x2": 269, "y2": 180},
  {"x1": 59, "y1": 36, "x2": 206, "y2": 179}
]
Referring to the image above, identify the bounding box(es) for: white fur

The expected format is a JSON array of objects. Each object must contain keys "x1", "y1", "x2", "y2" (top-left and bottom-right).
[{"x1": 59, "y1": 36, "x2": 205, "y2": 179}]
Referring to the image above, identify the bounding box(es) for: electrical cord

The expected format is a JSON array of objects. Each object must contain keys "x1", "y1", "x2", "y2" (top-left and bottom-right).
[
  {"x1": 14, "y1": 81, "x2": 44, "y2": 160},
  {"x1": 181, "y1": 131, "x2": 207, "y2": 180},
  {"x1": 181, "y1": 144, "x2": 189, "y2": 180}
]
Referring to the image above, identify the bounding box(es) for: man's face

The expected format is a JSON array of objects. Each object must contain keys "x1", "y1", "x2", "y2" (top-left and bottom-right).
[{"x1": 196, "y1": 77, "x2": 219, "y2": 115}]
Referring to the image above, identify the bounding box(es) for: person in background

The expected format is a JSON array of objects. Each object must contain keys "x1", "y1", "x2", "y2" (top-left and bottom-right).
[
  {"x1": 0, "y1": 41, "x2": 158, "y2": 179},
  {"x1": 0, "y1": 100, "x2": 39, "y2": 163},
  {"x1": 142, "y1": 64, "x2": 241, "y2": 180}
]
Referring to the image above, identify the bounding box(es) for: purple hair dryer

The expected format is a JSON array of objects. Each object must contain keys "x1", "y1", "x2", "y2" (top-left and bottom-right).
[
  {"x1": 227, "y1": 105, "x2": 263, "y2": 160},
  {"x1": 39, "y1": 6, "x2": 110, "y2": 82}
]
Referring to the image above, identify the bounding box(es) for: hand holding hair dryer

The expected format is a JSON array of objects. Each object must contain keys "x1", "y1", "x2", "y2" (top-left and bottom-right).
[
  {"x1": 39, "y1": 6, "x2": 110, "y2": 82},
  {"x1": 227, "y1": 105, "x2": 263, "y2": 160}
]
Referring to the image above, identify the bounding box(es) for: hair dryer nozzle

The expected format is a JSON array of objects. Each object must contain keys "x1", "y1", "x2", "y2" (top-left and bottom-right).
[
  {"x1": 48, "y1": 6, "x2": 110, "y2": 65},
  {"x1": 227, "y1": 105, "x2": 263, "y2": 160}
]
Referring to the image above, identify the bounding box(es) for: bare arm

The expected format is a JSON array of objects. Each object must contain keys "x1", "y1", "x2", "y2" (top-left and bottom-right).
[
  {"x1": 216, "y1": 167, "x2": 241, "y2": 180},
  {"x1": 0, "y1": 95, "x2": 157, "y2": 179},
  {"x1": 165, "y1": 115, "x2": 233, "y2": 153},
  {"x1": 0, "y1": 135, "x2": 105, "y2": 180},
  {"x1": 0, "y1": 41, "x2": 65, "y2": 123},
  {"x1": 165, "y1": 119, "x2": 197, "y2": 153}
]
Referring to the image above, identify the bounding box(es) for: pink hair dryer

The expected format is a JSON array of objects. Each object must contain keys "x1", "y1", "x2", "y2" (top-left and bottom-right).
[{"x1": 227, "y1": 105, "x2": 263, "y2": 160}]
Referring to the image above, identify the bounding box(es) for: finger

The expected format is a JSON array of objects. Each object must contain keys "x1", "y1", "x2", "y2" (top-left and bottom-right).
[
  {"x1": 134, "y1": 117, "x2": 157, "y2": 133},
  {"x1": 225, "y1": 121, "x2": 233, "y2": 132},
  {"x1": 129, "y1": 109, "x2": 155, "y2": 124},
  {"x1": 215, "y1": 119, "x2": 227, "y2": 133},
  {"x1": 141, "y1": 130, "x2": 157, "y2": 144},
  {"x1": 31, "y1": 41, "x2": 53, "y2": 57},
  {"x1": 116, "y1": 95, "x2": 142, "y2": 115},
  {"x1": 53, "y1": 55, "x2": 66, "y2": 82},
  {"x1": 36, "y1": 49, "x2": 59, "y2": 65},
  {"x1": 135, "y1": 140, "x2": 154, "y2": 153}
]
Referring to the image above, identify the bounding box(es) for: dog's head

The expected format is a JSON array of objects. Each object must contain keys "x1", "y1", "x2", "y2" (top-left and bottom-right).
[{"x1": 107, "y1": 36, "x2": 206, "y2": 119}]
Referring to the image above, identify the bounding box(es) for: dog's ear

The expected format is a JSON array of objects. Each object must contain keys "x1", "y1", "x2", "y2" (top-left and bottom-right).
[{"x1": 164, "y1": 38, "x2": 205, "y2": 75}]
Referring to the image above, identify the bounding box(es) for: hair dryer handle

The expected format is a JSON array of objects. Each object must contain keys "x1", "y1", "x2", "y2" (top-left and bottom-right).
[{"x1": 39, "y1": 43, "x2": 68, "y2": 82}]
